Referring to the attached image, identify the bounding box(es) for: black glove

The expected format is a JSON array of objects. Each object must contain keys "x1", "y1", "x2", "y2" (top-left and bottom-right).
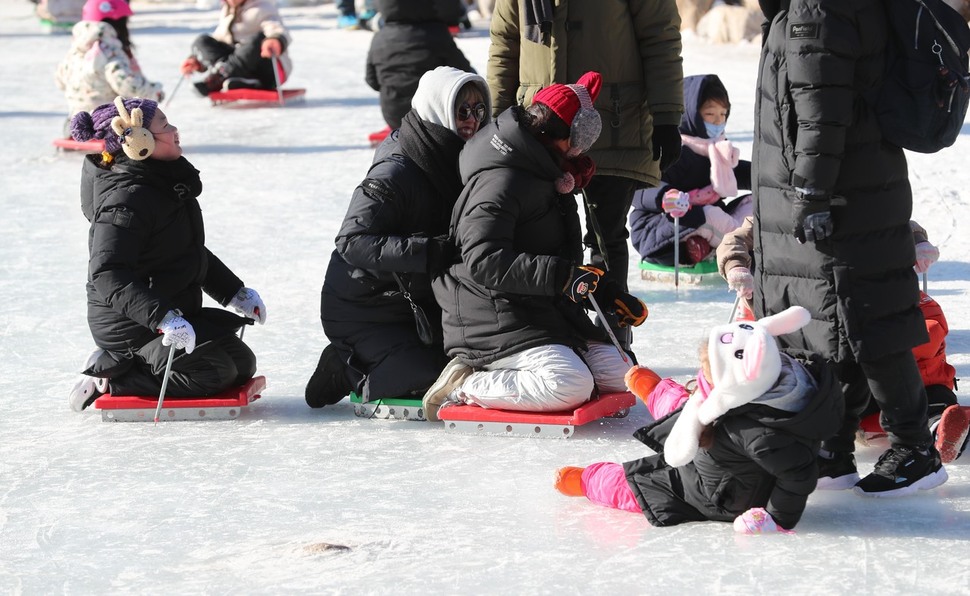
[
  {"x1": 792, "y1": 192, "x2": 839, "y2": 244},
  {"x1": 426, "y1": 235, "x2": 456, "y2": 274},
  {"x1": 612, "y1": 292, "x2": 648, "y2": 327},
  {"x1": 563, "y1": 265, "x2": 603, "y2": 303},
  {"x1": 595, "y1": 280, "x2": 648, "y2": 327},
  {"x1": 651, "y1": 124, "x2": 682, "y2": 173}
]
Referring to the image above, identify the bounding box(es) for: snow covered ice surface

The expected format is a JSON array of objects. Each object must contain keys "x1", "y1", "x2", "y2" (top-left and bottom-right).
[{"x1": 2, "y1": 2, "x2": 970, "y2": 593}]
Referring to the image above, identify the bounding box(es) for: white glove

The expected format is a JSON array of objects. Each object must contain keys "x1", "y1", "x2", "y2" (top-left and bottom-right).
[
  {"x1": 733, "y1": 507, "x2": 794, "y2": 535},
  {"x1": 229, "y1": 287, "x2": 266, "y2": 324},
  {"x1": 726, "y1": 266, "x2": 754, "y2": 300},
  {"x1": 914, "y1": 241, "x2": 939, "y2": 274},
  {"x1": 157, "y1": 310, "x2": 196, "y2": 354}
]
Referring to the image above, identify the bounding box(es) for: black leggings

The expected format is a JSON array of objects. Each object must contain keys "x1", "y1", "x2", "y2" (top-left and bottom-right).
[
  {"x1": 191, "y1": 33, "x2": 278, "y2": 89},
  {"x1": 109, "y1": 334, "x2": 257, "y2": 397},
  {"x1": 823, "y1": 350, "x2": 934, "y2": 452}
]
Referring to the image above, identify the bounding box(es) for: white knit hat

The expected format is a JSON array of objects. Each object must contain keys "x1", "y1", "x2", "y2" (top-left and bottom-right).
[{"x1": 411, "y1": 66, "x2": 491, "y2": 136}]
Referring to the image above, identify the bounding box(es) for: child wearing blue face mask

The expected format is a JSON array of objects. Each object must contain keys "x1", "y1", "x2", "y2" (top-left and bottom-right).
[{"x1": 629, "y1": 74, "x2": 753, "y2": 266}]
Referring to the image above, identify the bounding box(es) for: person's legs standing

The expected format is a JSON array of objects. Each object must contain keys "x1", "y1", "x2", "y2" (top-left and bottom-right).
[
  {"x1": 855, "y1": 350, "x2": 947, "y2": 495},
  {"x1": 582, "y1": 175, "x2": 639, "y2": 349}
]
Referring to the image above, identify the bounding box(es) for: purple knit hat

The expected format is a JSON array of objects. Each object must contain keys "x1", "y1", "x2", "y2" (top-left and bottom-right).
[{"x1": 71, "y1": 97, "x2": 158, "y2": 155}]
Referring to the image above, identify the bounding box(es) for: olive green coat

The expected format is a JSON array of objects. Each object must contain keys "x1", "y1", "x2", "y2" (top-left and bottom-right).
[{"x1": 487, "y1": 0, "x2": 684, "y2": 186}]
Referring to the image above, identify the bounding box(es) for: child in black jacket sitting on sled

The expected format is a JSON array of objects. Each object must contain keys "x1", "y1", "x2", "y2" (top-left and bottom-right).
[{"x1": 67, "y1": 97, "x2": 267, "y2": 412}]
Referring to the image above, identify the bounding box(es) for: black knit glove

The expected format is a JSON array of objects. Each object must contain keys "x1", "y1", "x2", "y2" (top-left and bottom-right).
[{"x1": 652, "y1": 124, "x2": 682, "y2": 173}]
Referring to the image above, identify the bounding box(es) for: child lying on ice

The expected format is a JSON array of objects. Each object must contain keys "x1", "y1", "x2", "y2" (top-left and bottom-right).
[{"x1": 555, "y1": 306, "x2": 843, "y2": 533}]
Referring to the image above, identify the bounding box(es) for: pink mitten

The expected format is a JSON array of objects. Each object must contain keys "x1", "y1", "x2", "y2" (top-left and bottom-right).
[
  {"x1": 733, "y1": 508, "x2": 794, "y2": 534},
  {"x1": 726, "y1": 266, "x2": 754, "y2": 300},
  {"x1": 914, "y1": 241, "x2": 939, "y2": 273},
  {"x1": 687, "y1": 185, "x2": 720, "y2": 206},
  {"x1": 662, "y1": 189, "x2": 689, "y2": 218}
]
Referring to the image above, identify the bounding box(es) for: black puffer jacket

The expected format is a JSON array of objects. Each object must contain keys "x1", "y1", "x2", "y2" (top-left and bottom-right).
[
  {"x1": 625, "y1": 354, "x2": 843, "y2": 530},
  {"x1": 629, "y1": 74, "x2": 751, "y2": 264},
  {"x1": 752, "y1": 0, "x2": 927, "y2": 361},
  {"x1": 365, "y1": 0, "x2": 473, "y2": 129},
  {"x1": 432, "y1": 107, "x2": 606, "y2": 367},
  {"x1": 80, "y1": 154, "x2": 243, "y2": 353},
  {"x1": 322, "y1": 111, "x2": 466, "y2": 336}
]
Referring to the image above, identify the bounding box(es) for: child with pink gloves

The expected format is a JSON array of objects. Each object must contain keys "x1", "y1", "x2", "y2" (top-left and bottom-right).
[
  {"x1": 555, "y1": 306, "x2": 843, "y2": 534},
  {"x1": 629, "y1": 74, "x2": 752, "y2": 266}
]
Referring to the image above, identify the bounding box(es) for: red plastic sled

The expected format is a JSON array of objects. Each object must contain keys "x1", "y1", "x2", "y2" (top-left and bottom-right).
[
  {"x1": 94, "y1": 375, "x2": 266, "y2": 422},
  {"x1": 209, "y1": 88, "x2": 306, "y2": 106},
  {"x1": 860, "y1": 413, "x2": 885, "y2": 435},
  {"x1": 53, "y1": 138, "x2": 105, "y2": 152},
  {"x1": 438, "y1": 391, "x2": 636, "y2": 438},
  {"x1": 368, "y1": 126, "x2": 392, "y2": 148}
]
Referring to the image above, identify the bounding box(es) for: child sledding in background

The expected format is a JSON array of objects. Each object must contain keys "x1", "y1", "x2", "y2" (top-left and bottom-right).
[
  {"x1": 180, "y1": 0, "x2": 292, "y2": 96},
  {"x1": 629, "y1": 74, "x2": 752, "y2": 266},
  {"x1": 364, "y1": 0, "x2": 474, "y2": 143},
  {"x1": 56, "y1": 0, "x2": 163, "y2": 131},
  {"x1": 556, "y1": 306, "x2": 843, "y2": 533},
  {"x1": 716, "y1": 217, "x2": 969, "y2": 475}
]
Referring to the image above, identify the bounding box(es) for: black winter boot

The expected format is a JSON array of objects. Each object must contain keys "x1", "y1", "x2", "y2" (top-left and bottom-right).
[
  {"x1": 305, "y1": 344, "x2": 353, "y2": 408},
  {"x1": 194, "y1": 62, "x2": 229, "y2": 96}
]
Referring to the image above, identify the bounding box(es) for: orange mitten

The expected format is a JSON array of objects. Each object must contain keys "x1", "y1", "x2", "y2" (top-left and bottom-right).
[{"x1": 554, "y1": 466, "x2": 586, "y2": 497}]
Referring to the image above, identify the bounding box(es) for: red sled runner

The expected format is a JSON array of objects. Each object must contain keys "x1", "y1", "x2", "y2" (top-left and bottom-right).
[
  {"x1": 438, "y1": 391, "x2": 636, "y2": 438},
  {"x1": 53, "y1": 138, "x2": 105, "y2": 153},
  {"x1": 94, "y1": 375, "x2": 265, "y2": 422},
  {"x1": 209, "y1": 88, "x2": 306, "y2": 107}
]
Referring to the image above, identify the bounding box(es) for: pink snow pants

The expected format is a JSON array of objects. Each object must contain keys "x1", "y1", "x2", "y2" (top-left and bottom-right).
[{"x1": 581, "y1": 462, "x2": 642, "y2": 513}]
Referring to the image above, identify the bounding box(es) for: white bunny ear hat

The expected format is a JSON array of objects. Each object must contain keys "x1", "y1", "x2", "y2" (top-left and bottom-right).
[{"x1": 663, "y1": 306, "x2": 811, "y2": 467}]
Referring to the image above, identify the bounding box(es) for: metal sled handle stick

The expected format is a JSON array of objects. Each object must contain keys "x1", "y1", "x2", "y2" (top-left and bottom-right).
[
  {"x1": 673, "y1": 215, "x2": 680, "y2": 289},
  {"x1": 271, "y1": 55, "x2": 284, "y2": 106},
  {"x1": 153, "y1": 343, "x2": 176, "y2": 425},
  {"x1": 164, "y1": 75, "x2": 185, "y2": 109},
  {"x1": 587, "y1": 293, "x2": 630, "y2": 365},
  {"x1": 728, "y1": 293, "x2": 742, "y2": 323}
]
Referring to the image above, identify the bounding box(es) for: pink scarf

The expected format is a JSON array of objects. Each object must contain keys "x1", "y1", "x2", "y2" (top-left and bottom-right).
[{"x1": 680, "y1": 134, "x2": 741, "y2": 198}]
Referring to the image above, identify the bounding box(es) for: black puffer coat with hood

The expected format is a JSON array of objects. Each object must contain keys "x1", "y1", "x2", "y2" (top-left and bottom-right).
[
  {"x1": 432, "y1": 106, "x2": 607, "y2": 367},
  {"x1": 80, "y1": 154, "x2": 246, "y2": 359}
]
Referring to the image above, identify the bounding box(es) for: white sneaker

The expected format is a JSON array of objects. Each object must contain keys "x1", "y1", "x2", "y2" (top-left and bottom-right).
[
  {"x1": 68, "y1": 375, "x2": 107, "y2": 412},
  {"x1": 422, "y1": 357, "x2": 472, "y2": 422}
]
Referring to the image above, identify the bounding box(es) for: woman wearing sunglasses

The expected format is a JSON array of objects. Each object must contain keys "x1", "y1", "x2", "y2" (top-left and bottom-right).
[
  {"x1": 422, "y1": 71, "x2": 648, "y2": 421},
  {"x1": 305, "y1": 66, "x2": 490, "y2": 408}
]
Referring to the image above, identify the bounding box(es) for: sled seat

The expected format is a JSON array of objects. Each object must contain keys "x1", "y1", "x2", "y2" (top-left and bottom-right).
[
  {"x1": 53, "y1": 138, "x2": 105, "y2": 153},
  {"x1": 860, "y1": 412, "x2": 885, "y2": 436},
  {"x1": 639, "y1": 259, "x2": 719, "y2": 284},
  {"x1": 350, "y1": 392, "x2": 425, "y2": 421},
  {"x1": 209, "y1": 88, "x2": 306, "y2": 106},
  {"x1": 437, "y1": 391, "x2": 636, "y2": 438},
  {"x1": 93, "y1": 376, "x2": 265, "y2": 422}
]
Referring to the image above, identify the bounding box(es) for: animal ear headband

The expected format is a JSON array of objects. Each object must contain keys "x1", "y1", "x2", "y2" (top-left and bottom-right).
[{"x1": 110, "y1": 97, "x2": 155, "y2": 160}]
